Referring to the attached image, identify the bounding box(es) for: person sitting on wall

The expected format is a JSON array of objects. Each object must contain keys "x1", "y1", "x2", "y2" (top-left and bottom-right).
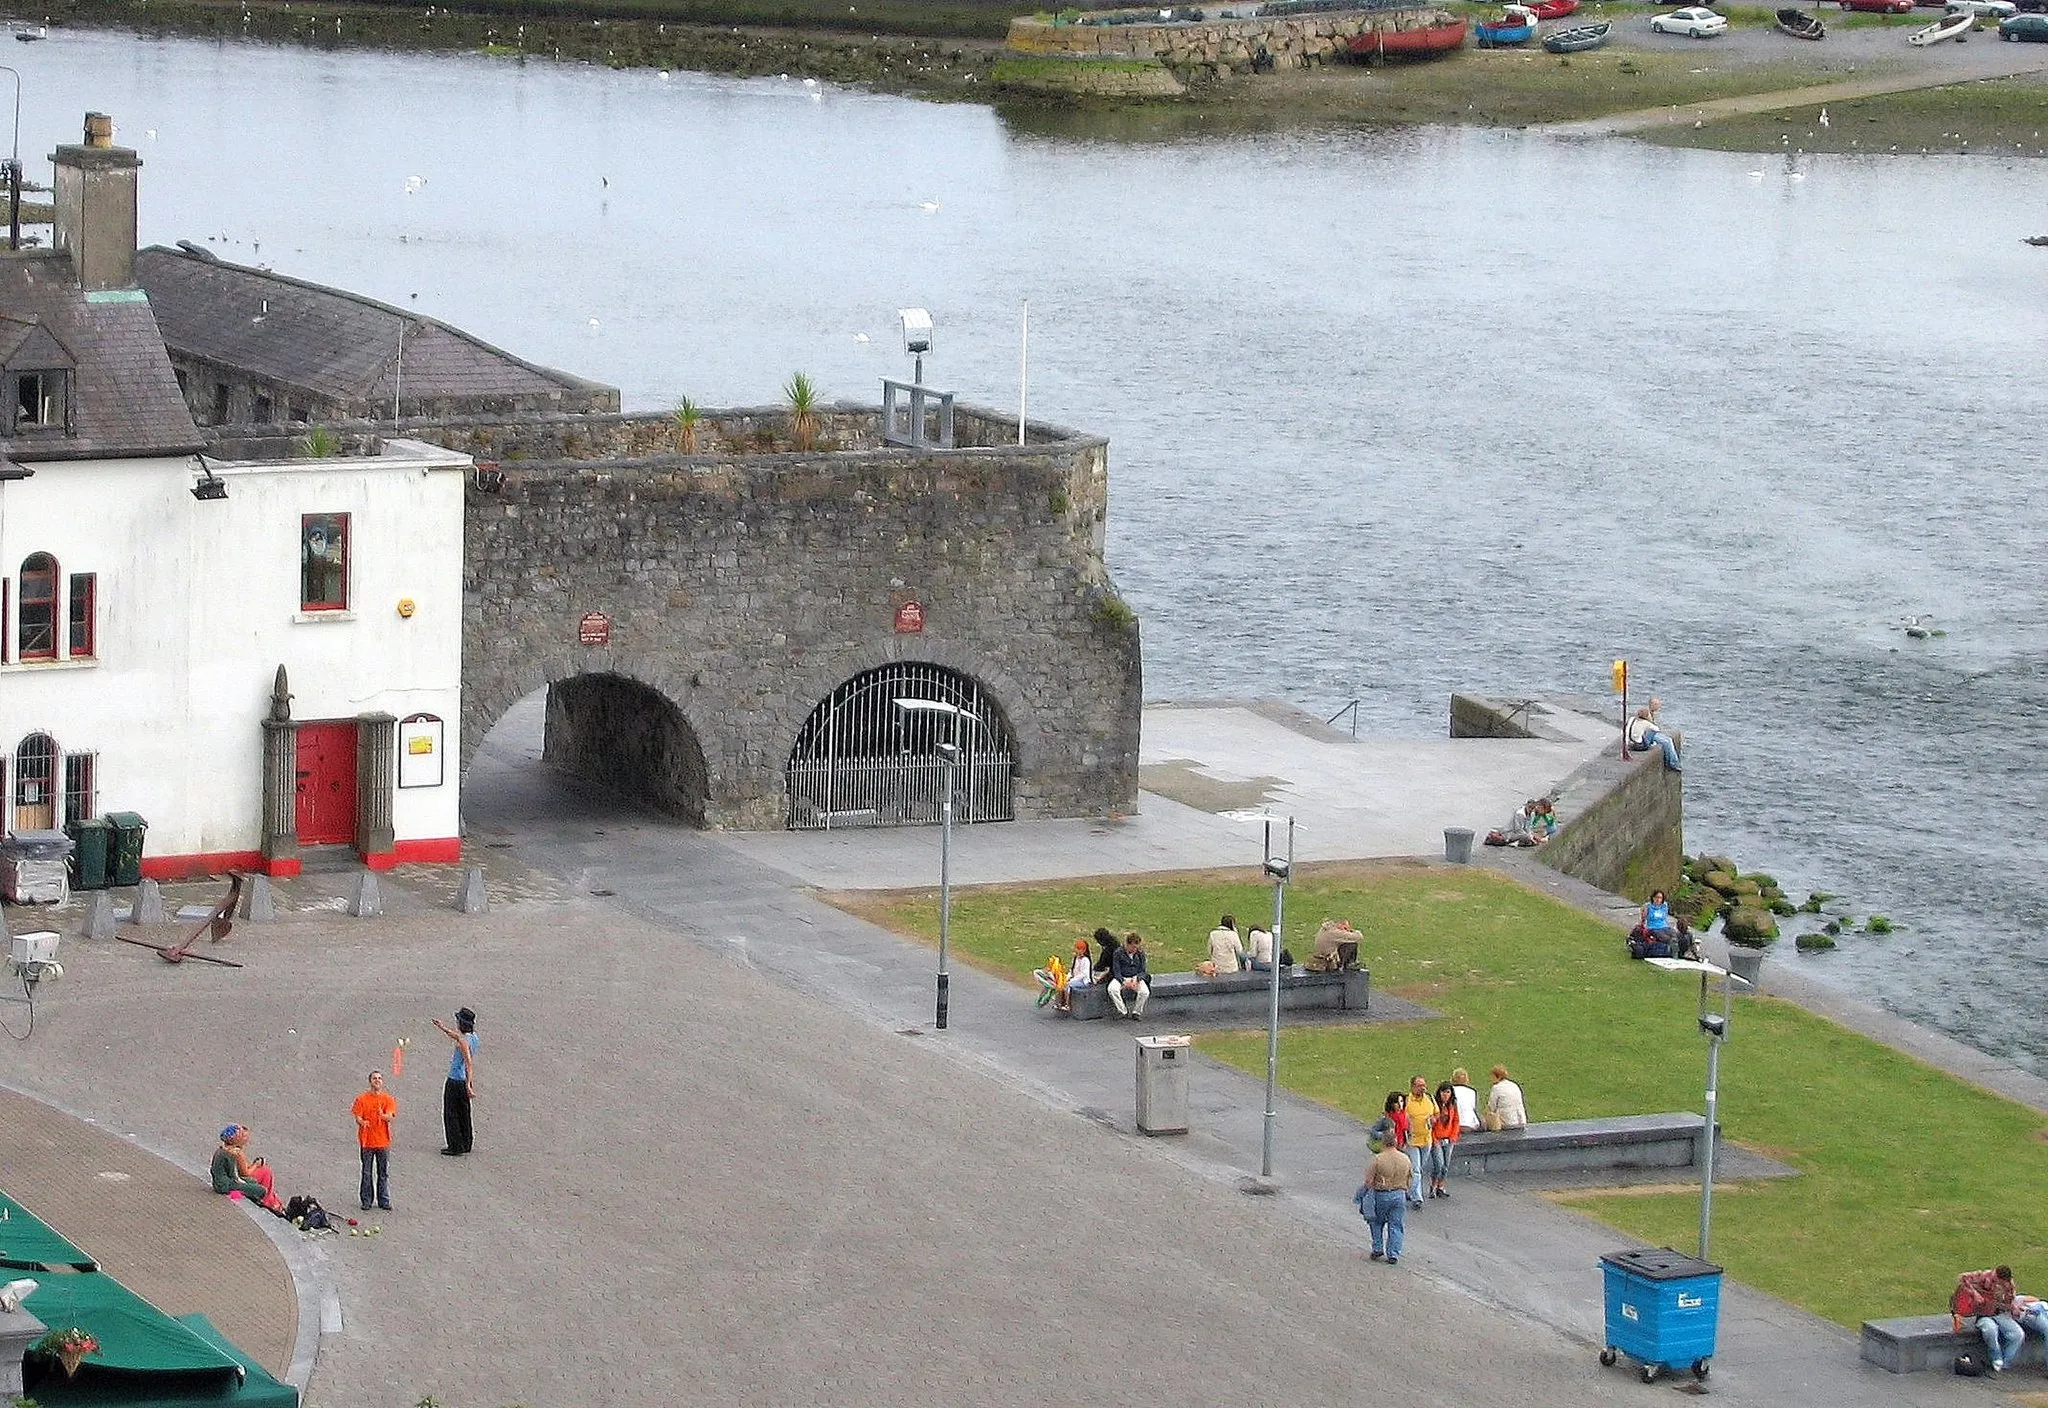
[
  {"x1": 1483, "y1": 1065, "x2": 1528, "y2": 1131},
  {"x1": 1532, "y1": 797, "x2": 1558, "y2": 840},
  {"x1": 1107, "y1": 932, "x2": 1151, "y2": 1020},
  {"x1": 1954, "y1": 1266, "x2": 2024, "y2": 1373},
  {"x1": 1207, "y1": 913, "x2": 1248, "y2": 975},
  {"x1": 1626, "y1": 699, "x2": 1682, "y2": 773},
  {"x1": 1062, "y1": 938, "x2": 1094, "y2": 1009},
  {"x1": 1246, "y1": 924, "x2": 1276, "y2": 972},
  {"x1": 1033, "y1": 951, "x2": 1069, "y2": 1008},
  {"x1": 1628, "y1": 890, "x2": 1678, "y2": 959},
  {"x1": 1094, "y1": 927, "x2": 1121, "y2": 988},
  {"x1": 211, "y1": 1124, "x2": 284, "y2": 1213},
  {"x1": 1308, "y1": 918, "x2": 1361, "y2": 972}
]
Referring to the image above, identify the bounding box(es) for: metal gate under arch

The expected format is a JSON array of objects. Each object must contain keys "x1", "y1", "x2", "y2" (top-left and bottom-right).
[{"x1": 785, "y1": 663, "x2": 1015, "y2": 830}]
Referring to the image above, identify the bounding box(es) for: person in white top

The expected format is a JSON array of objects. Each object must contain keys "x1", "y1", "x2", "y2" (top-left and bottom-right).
[
  {"x1": 1450, "y1": 1068, "x2": 1481, "y2": 1133},
  {"x1": 1485, "y1": 1065, "x2": 1528, "y2": 1130},
  {"x1": 1246, "y1": 925, "x2": 1275, "y2": 971},
  {"x1": 1207, "y1": 914, "x2": 1248, "y2": 974}
]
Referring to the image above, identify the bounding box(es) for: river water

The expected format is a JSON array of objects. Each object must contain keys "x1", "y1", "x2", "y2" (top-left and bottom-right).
[{"x1": 19, "y1": 29, "x2": 2045, "y2": 1072}]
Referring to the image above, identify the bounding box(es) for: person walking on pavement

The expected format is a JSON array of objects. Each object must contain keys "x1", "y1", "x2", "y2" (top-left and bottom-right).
[
  {"x1": 1403, "y1": 1075, "x2": 1436, "y2": 1209},
  {"x1": 352, "y1": 1070, "x2": 397, "y2": 1210},
  {"x1": 435, "y1": 1007, "x2": 478, "y2": 1155},
  {"x1": 1359, "y1": 1130, "x2": 1414, "y2": 1264}
]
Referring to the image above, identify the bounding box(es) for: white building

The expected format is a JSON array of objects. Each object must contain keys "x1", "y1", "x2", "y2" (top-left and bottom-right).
[{"x1": 0, "y1": 114, "x2": 467, "y2": 879}]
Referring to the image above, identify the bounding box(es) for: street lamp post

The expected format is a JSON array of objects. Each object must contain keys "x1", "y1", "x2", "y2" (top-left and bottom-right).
[
  {"x1": 894, "y1": 696, "x2": 965, "y2": 1031},
  {"x1": 0, "y1": 67, "x2": 22, "y2": 250},
  {"x1": 1259, "y1": 815, "x2": 1294, "y2": 1180},
  {"x1": 1645, "y1": 956, "x2": 1750, "y2": 1260}
]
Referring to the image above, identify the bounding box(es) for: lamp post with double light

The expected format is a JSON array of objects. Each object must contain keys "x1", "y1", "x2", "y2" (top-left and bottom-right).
[
  {"x1": 894, "y1": 695, "x2": 966, "y2": 1031},
  {"x1": 1644, "y1": 955, "x2": 1753, "y2": 1259},
  {"x1": 1259, "y1": 815, "x2": 1293, "y2": 1180}
]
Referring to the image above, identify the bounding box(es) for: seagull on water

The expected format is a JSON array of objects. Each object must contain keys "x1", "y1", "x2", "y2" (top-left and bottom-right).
[
  {"x1": 1900, "y1": 614, "x2": 1935, "y2": 639},
  {"x1": 919, "y1": 199, "x2": 940, "y2": 213}
]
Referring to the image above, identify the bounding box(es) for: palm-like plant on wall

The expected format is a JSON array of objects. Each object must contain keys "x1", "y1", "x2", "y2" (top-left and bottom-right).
[
  {"x1": 784, "y1": 373, "x2": 820, "y2": 452},
  {"x1": 673, "y1": 396, "x2": 703, "y2": 454}
]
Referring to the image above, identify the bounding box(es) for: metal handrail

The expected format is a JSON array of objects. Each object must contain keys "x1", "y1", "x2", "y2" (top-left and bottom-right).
[{"x1": 1327, "y1": 699, "x2": 1360, "y2": 739}]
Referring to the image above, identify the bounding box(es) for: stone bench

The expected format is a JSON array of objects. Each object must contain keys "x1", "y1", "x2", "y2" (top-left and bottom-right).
[
  {"x1": 1453, "y1": 1113, "x2": 1715, "y2": 1176},
  {"x1": 1860, "y1": 1315, "x2": 2047, "y2": 1374},
  {"x1": 1062, "y1": 967, "x2": 1368, "y2": 1023}
]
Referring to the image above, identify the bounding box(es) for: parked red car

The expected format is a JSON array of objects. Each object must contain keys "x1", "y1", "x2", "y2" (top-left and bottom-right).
[{"x1": 1840, "y1": 0, "x2": 1914, "y2": 11}]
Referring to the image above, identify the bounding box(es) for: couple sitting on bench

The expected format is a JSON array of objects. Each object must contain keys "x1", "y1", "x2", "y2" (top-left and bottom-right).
[{"x1": 1627, "y1": 891, "x2": 1700, "y2": 961}]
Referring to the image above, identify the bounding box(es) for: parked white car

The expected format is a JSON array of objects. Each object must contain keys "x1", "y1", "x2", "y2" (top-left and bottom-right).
[
  {"x1": 1948, "y1": 0, "x2": 2016, "y2": 17},
  {"x1": 1651, "y1": 5, "x2": 1731, "y2": 32}
]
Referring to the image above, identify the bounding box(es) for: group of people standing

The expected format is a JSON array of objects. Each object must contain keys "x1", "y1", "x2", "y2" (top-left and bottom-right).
[
  {"x1": 209, "y1": 1006, "x2": 480, "y2": 1219},
  {"x1": 1356, "y1": 1066, "x2": 1528, "y2": 1264}
]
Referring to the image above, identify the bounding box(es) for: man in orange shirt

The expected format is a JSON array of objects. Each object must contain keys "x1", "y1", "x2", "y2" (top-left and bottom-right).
[{"x1": 352, "y1": 1071, "x2": 398, "y2": 1212}]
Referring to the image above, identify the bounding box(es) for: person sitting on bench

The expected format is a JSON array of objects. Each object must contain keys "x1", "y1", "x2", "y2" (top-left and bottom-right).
[
  {"x1": 211, "y1": 1124, "x2": 283, "y2": 1212},
  {"x1": 1309, "y1": 919, "x2": 1361, "y2": 972},
  {"x1": 1246, "y1": 924, "x2": 1275, "y2": 972},
  {"x1": 1955, "y1": 1266, "x2": 2023, "y2": 1373},
  {"x1": 1107, "y1": 932, "x2": 1151, "y2": 1019},
  {"x1": 1207, "y1": 913, "x2": 1248, "y2": 975}
]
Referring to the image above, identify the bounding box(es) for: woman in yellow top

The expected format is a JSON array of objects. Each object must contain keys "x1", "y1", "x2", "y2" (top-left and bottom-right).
[{"x1": 1404, "y1": 1075, "x2": 1435, "y2": 1209}]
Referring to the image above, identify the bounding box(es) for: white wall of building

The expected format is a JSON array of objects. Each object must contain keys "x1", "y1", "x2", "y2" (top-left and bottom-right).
[{"x1": 0, "y1": 439, "x2": 468, "y2": 869}]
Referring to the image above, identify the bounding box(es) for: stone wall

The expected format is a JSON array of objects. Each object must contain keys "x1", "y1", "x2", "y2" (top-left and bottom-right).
[
  {"x1": 432, "y1": 405, "x2": 1140, "y2": 830},
  {"x1": 1008, "y1": 5, "x2": 1456, "y2": 76},
  {"x1": 1539, "y1": 751, "x2": 1683, "y2": 901},
  {"x1": 993, "y1": 56, "x2": 1189, "y2": 98}
]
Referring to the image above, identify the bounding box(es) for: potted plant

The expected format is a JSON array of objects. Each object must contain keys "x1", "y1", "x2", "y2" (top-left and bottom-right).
[{"x1": 33, "y1": 1327, "x2": 99, "y2": 1378}]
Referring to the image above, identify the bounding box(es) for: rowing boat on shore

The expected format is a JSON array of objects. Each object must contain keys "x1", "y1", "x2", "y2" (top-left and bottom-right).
[
  {"x1": 1349, "y1": 17, "x2": 1469, "y2": 55},
  {"x1": 1529, "y1": 0, "x2": 1581, "y2": 18},
  {"x1": 1542, "y1": 19, "x2": 1613, "y2": 49},
  {"x1": 1475, "y1": 5, "x2": 1539, "y2": 45},
  {"x1": 1774, "y1": 6, "x2": 1828, "y2": 36},
  {"x1": 1908, "y1": 8, "x2": 1974, "y2": 40}
]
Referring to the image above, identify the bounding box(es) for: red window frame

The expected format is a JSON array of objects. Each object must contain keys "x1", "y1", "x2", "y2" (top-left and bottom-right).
[
  {"x1": 18, "y1": 553, "x2": 57, "y2": 660},
  {"x1": 300, "y1": 513, "x2": 350, "y2": 612},
  {"x1": 67, "y1": 572, "x2": 95, "y2": 658}
]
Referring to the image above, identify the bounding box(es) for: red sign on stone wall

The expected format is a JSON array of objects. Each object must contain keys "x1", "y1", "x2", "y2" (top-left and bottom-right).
[
  {"x1": 894, "y1": 601, "x2": 926, "y2": 634},
  {"x1": 578, "y1": 611, "x2": 611, "y2": 646}
]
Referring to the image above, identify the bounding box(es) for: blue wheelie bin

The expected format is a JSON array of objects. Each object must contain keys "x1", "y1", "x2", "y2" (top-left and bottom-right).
[{"x1": 1599, "y1": 1247, "x2": 1722, "y2": 1384}]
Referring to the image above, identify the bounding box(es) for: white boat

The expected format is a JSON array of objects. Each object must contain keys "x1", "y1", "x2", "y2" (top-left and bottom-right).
[{"x1": 1908, "y1": 9, "x2": 1974, "y2": 42}]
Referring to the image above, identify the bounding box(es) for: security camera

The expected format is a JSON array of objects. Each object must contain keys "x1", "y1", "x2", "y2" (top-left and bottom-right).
[
  {"x1": 0, "y1": 1278, "x2": 38, "y2": 1313},
  {"x1": 1262, "y1": 857, "x2": 1290, "y2": 881},
  {"x1": 1698, "y1": 1013, "x2": 1727, "y2": 1038}
]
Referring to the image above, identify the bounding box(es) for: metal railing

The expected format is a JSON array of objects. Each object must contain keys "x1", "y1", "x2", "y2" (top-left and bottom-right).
[{"x1": 1327, "y1": 699, "x2": 1360, "y2": 740}]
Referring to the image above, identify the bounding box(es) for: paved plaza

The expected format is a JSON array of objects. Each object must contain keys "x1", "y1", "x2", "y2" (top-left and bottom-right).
[{"x1": 0, "y1": 701, "x2": 2022, "y2": 1406}]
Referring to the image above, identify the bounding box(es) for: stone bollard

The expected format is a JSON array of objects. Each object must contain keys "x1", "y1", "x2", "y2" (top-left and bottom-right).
[
  {"x1": 1444, "y1": 827, "x2": 1475, "y2": 864},
  {"x1": 135, "y1": 878, "x2": 170, "y2": 926},
  {"x1": 348, "y1": 873, "x2": 382, "y2": 919},
  {"x1": 456, "y1": 867, "x2": 487, "y2": 916},
  {"x1": 240, "y1": 874, "x2": 277, "y2": 923},
  {"x1": 83, "y1": 891, "x2": 116, "y2": 940}
]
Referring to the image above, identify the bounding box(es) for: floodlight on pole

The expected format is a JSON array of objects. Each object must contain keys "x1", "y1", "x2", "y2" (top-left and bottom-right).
[
  {"x1": 1644, "y1": 956, "x2": 1753, "y2": 1260},
  {"x1": 895, "y1": 695, "x2": 965, "y2": 1031}
]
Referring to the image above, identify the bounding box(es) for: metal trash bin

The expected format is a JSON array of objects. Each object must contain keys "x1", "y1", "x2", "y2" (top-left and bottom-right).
[
  {"x1": 1, "y1": 830, "x2": 75, "y2": 904},
  {"x1": 1444, "y1": 827, "x2": 1475, "y2": 864},
  {"x1": 1135, "y1": 1034, "x2": 1191, "y2": 1136},
  {"x1": 104, "y1": 811, "x2": 148, "y2": 888},
  {"x1": 67, "y1": 817, "x2": 110, "y2": 891},
  {"x1": 1599, "y1": 1247, "x2": 1722, "y2": 1384}
]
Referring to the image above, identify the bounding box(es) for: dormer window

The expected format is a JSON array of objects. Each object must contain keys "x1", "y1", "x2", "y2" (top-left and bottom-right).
[{"x1": 13, "y1": 369, "x2": 65, "y2": 430}]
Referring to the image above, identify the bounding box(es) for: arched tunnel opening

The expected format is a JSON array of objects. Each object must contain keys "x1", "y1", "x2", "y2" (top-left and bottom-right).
[{"x1": 541, "y1": 673, "x2": 708, "y2": 826}]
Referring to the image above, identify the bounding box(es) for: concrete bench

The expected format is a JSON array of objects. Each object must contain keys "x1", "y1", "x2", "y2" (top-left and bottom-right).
[
  {"x1": 1454, "y1": 1113, "x2": 1715, "y2": 1176},
  {"x1": 1860, "y1": 1315, "x2": 2047, "y2": 1374},
  {"x1": 1063, "y1": 967, "x2": 1369, "y2": 1023}
]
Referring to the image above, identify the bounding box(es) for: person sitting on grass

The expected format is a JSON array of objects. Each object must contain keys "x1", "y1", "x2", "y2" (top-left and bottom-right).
[
  {"x1": 1955, "y1": 1266, "x2": 2023, "y2": 1373},
  {"x1": 211, "y1": 1124, "x2": 283, "y2": 1213},
  {"x1": 1207, "y1": 913, "x2": 1248, "y2": 975},
  {"x1": 1107, "y1": 931, "x2": 1151, "y2": 1020},
  {"x1": 1628, "y1": 890, "x2": 1678, "y2": 959}
]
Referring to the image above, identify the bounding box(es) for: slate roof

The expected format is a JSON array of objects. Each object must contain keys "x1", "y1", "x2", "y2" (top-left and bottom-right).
[
  {"x1": 0, "y1": 251, "x2": 205, "y2": 462},
  {"x1": 134, "y1": 245, "x2": 618, "y2": 413}
]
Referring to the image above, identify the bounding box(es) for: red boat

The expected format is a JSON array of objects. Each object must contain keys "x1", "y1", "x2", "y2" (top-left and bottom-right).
[
  {"x1": 1529, "y1": 0, "x2": 1581, "y2": 17},
  {"x1": 1349, "y1": 16, "x2": 1469, "y2": 54}
]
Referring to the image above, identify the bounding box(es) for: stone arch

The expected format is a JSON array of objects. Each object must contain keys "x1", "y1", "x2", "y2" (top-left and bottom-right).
[
  {"x1": 784, "y1": 659, "x2": 1018, "y2": 830},
  {"x1": 542, "y1": 672, "x2": 709, "y2": 826}
]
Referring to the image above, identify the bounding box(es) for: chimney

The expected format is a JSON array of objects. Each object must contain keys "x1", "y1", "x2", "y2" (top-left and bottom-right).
[{"x1": 51, "y1": 112, "x2": 142, "y2": 292}]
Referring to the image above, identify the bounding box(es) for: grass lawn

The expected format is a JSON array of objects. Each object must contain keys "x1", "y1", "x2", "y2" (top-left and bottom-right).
[
  {"x1": 1647, "y1": 74, "x2": 2048, "y2": 154},
  {"x1": 839, "y1": 862, "x2": 2048, "y2": 1329}
]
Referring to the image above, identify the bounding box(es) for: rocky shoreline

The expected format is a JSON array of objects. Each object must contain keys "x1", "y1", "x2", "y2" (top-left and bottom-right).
[{"x1": 1679, "y1": 852, "x2": 1896, "y2": 955}]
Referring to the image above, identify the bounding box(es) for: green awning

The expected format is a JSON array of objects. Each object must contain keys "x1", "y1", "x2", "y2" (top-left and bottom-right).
[
  {"x1": 15, "y1": 1270, "x2": 241, "y2": 1374},
  {"x1": 0, "y1": 1190, "x2": 99, "y2": 1270},
  {"x1": 15, "y1": 1314, "x2": 297, "y2": 1406}
]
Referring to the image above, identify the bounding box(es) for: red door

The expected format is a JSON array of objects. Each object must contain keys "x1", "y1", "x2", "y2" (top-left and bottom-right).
[{"x1": 295, "y1": 722, "x2": 358, "y2": 846}]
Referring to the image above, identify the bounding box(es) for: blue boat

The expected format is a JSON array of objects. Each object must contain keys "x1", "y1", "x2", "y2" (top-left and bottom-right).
[{"x1": 1476, "y1": 5, "x2": 1539, "y2": 44}]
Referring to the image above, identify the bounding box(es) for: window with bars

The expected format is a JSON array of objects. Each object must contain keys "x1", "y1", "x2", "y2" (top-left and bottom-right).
[{"x1": 62, "y1": 751, "x2": 95, "y2": 827}]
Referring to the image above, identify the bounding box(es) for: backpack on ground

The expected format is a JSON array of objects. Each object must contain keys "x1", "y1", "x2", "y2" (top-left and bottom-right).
[
  {"x1": 281, "y1": 1194, "x2": 333, "y2": 1231},
  {"x1": 1953, "y1": 1349, "x2": 1986, "y2": 1377}
]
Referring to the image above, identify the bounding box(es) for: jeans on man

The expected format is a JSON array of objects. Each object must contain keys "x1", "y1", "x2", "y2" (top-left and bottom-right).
[
  {"x1": 358, "y1": 1147, "x2": 390, "y2": 1210},
  {"x1": 1366, "y1": 1190, "x2": 1407, "y2": 1259},
  {"x1": 1107, "y1": 979, "x2": 1149, "y2": 1017},
  {"x1": 1632, "y1": 729, "x2": 1681, "y2": 771},
  {"x1": 1406, "y1": 1146, "x2": 1427, "y2": 1204},
  {"x1": 2017, "y1": 1307, "x2": 2048, "y2": 1353},
  {"x1": 1979, "y1": 1314, "x2": 2024, "y2": 1369}
]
